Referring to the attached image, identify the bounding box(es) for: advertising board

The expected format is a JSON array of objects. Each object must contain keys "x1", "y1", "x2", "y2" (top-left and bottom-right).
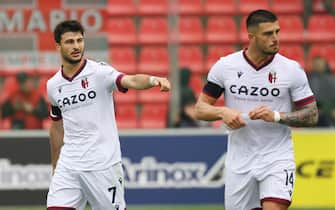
[
  {"x1": 292, "y1": 130, "x2": 335, "y2": 207},
  {"x1": 0, "y1": 131, "x2": 227, "y2": 205}
]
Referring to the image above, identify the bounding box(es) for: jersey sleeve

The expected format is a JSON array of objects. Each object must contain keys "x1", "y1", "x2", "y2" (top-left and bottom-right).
[
  {"x1": 100, "y1": 63, "x2": 128, "y2": 93},
  {"x1": 290, "y1": 64, "x2": 316, "y2": 107},
  {"x1": 46, "y1": 80, "x2": 62, "y2": 121},
  {"x1": 203, "y1": 58, "x2": 225, "y2": 98}
]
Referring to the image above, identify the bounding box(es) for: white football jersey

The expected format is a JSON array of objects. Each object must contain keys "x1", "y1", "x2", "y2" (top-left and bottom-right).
[
  {"x1": 47, "y1": 59, "x2": 127, "y2": 171},
  {"x1": 206, "y1": 50, "x2": 315, "y2": 173}
]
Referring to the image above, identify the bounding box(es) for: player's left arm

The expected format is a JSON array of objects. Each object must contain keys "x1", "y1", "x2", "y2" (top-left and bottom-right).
[
  {"x1": 279, "y1": 101, "x2": 318, "y2": 127},
  {"x1": 249, "y1": 101, "x2": 319, "y2": 127},
  {"x1": 121, "y1": 74, "x2": 170, "y2": 91}
]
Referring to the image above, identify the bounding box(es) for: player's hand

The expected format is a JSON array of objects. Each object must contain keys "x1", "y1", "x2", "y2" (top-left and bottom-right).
[
  {"x1": 220, "y1": 107, "x2": 246, "y2": 129},
  {"x1": 248, "y1": 105, "x2": 274, "y2": 122},
  {"x1": 152, "y1": 77, "x2": 171, "y2": 92}
]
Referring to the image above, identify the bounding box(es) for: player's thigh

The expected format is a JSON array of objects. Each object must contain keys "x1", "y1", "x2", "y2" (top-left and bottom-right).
[
  {"x1": 262, "y1": 201, "x2": 288, "y2": 210},
  {"x1": 80, "y1": 162, "x2": 126, "y2": 210},
  {"x1": 47, "y1": 166, "x2": 86, "y2": 210},
  {"x1": 224, "y1": 167, "x2": 260, "y2": 210},
  {"x1": 259, "y1": 160, "x2": 295, "y2": 209}
]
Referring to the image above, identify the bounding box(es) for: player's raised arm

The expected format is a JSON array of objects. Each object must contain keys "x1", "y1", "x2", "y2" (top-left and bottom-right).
[
  {"x1": 49, "y1": 119, "x2": 64, "y2": 174},
  {"x1": 121, "y1": 74, "x2": 170, "y2": 91}
]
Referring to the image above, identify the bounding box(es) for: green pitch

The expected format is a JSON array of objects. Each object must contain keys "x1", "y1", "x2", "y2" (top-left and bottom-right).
[
  {"x1": 0, "y1": 206, "x2": 331, "y2": 210},
  {"x1": 0, "y1": 206, "x2": 222, "y2": 210}
]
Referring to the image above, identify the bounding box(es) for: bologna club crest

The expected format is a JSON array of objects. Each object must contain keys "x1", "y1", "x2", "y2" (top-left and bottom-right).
[
  {"x1": 268, "y1": 71, "x2": 277, "y2": 83},
  {"x1": 81, "y1": 78, "x2": 89, "y2": 88}
]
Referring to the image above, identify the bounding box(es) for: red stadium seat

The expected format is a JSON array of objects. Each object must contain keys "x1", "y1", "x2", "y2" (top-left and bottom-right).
[
  {"x1": 173, "y1": 0, "x2": 203, "y2": 15},
  {"x1": 189, "y1": 74, "x2": 204, "y2": 96},
  {"x1": 238, "y1": 16, "x2": 249, "y2": 44},
  {"x1": 306, "y1": 15, "x2": 335, "y2": 43},
  {"x1": 107, "y1": 18, "x2": 136, "y2": 45},
  {"x1": 36, "y1": 75, "x2": 49, "y2": 100},
  {"x1": 138, "y1": 17, "x2": 169, "y2": 44},
  {"x1": 205, "y1": 16, "x2": 238, "y2": 44},
  {"x1": 138, "y1": 47, "x2": 169, "y2": 76},
  {"x1": 138, "y1": 87, "x2": 170, "y2": 103},
  {"x1": 308, "y1": 44, "x2": 335, "y2": 73},
  {"x1": 178, "y1": 46, "x2": 204, "y2": 74},
  {"x1": 171, "y1": 17, "x2": 204, "y2": 44},
  {"x1": 115, "y1": 104, "x2": 138, "y2": 129},
  {"x1": 237, "y1": 0, "x2": 270, "y2": 15},
  {"x1": 204, "y1": 0, "x2": 236, "y2": 15},
  {"x1": 279, "y1": 45, "x2": 305, "y2": 68},
  {"x1": 278, "y1": 16, "x2": 304, "y2": 43},
  {"x1": 0, "y1": 118, "x2": 11, "y2": 130},
  {"x1": 139, "y1": 103, "x2": 168, "y2": 128},
  {"x1": 109, "y1": 47, "x2": 137, "y2": 74},
  {"x1": 107, "y1": 0, "x2": 136, "y2": 16},
  {"x1": 271, "y1": 0, "x2": 303, "y2": 15},
  {"x1": 114, "y1": 89, "x2": 138, "y2": 104},
  {"x1": 205, "y1": 45, "x2": 235, "y2": 70},
  {"x1": 42, "y1": 118, "x2": 52, "y2": 130},
  {"x1": 138, "y1": 0, "x2": 168, "y2": 15},
  {"x1": 1, "y1": 75, "x2": 17, "y2": 97},
  {"x1": 0, "y1": 74, "x2": 14, "y2": 105},
  {"x1": 311, "y1": 0, "x2": 335, "y2": 14}
]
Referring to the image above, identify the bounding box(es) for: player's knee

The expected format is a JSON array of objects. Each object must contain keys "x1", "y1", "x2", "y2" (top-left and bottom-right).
[
  {"x1": 47, "y1": 207, "x2": 76, "y2": 210},
  {"x1": 262, "y1": 200, "x2": 289, "y2": 210}
]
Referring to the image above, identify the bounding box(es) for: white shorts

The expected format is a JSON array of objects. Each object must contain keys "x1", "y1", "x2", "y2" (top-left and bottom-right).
[
  {"x1": 47, "y1": 162, "x2": 125, "y2": 210},
  {"x1": 224, "y1": 160, "x2": 295, "y2": 210}
]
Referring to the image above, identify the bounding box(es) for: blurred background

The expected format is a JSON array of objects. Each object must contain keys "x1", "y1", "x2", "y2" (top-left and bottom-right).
[
  {"x1": 1, "y1": 0, "x2": 335, "y2": 130},
  {"x1": 0, "y1": 0, "x2": 335, "y2": 209}
]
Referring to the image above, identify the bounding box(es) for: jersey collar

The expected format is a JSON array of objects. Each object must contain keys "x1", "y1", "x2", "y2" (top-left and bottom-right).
[
  {"x1": 61, "y1": 59, "x2": 87, "y2": 82},
  {"x1": 243, "y1": 48, "x2": 275, "y2": 71}
]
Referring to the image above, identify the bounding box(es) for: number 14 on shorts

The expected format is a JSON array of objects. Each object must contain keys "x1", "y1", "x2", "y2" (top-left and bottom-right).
[{"x1": 284, "y1": 169, "x2": 294, "y2": 197}]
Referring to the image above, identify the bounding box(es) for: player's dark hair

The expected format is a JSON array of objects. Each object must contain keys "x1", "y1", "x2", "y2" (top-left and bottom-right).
[
  {"x1": 53, "y1": 20, "x2": 84, "y2": 44},
  {"x1": 246, "y1": 10, "x2": 277, "y2": 30}
]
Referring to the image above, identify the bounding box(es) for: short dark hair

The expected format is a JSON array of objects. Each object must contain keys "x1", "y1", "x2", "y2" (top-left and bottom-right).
[
  {"x1": 53, "y1": 20, "x2": 84, "y2": 43},
  {"x1": 246, "y1": 10, "x2": 277, "y2": 30}
]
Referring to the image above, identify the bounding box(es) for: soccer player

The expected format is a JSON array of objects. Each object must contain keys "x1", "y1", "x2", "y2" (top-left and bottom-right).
[
  {"x1": 194, "y1": 10, "x2": 318, "y2": 210},
  {"x1": 46, "y1": 20, "x2": 170, "y2": 210}
]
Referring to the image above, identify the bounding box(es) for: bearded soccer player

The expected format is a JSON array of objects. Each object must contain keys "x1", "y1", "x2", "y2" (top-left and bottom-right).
[
  {"x1": 194, "y1": 10, "x2": 318, "y2": 210},
  {"x1": 46, "y1": 20, "x2": 170, "y2": 210}
]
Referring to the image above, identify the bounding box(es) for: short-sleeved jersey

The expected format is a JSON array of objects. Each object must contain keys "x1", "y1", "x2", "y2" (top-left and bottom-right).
[
  {"x1": 47, "y1": 59, "x2": 127, "y2": 171},
  {"x1": 205, "y1": 50, "x2": 315, "y2": 173}
]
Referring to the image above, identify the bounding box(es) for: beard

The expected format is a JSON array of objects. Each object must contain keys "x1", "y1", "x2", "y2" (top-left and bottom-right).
[
  {"x1": 262, "y1": 45, "x2": 279, "y2": 55},
  {"x1": 256, "y1": 39, "x2": 279, "y2": 55},
  {"x1": 265, "y1": 42, "x2": 279, "y2": 55},
  {"x1": 62, "y1": 52, "x2": 84, "y2": 64},
  {"x1": 263, "y1": 49, "x2": 278, "y2": 55}
]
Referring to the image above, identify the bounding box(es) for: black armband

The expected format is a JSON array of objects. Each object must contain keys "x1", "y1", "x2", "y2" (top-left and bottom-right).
[
  {"x1": 50, "y1": 105, "x2": 62, "y2": 121},
  {"x1": 203, "y1": 81, "x2": 224, "y2": 99}
]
